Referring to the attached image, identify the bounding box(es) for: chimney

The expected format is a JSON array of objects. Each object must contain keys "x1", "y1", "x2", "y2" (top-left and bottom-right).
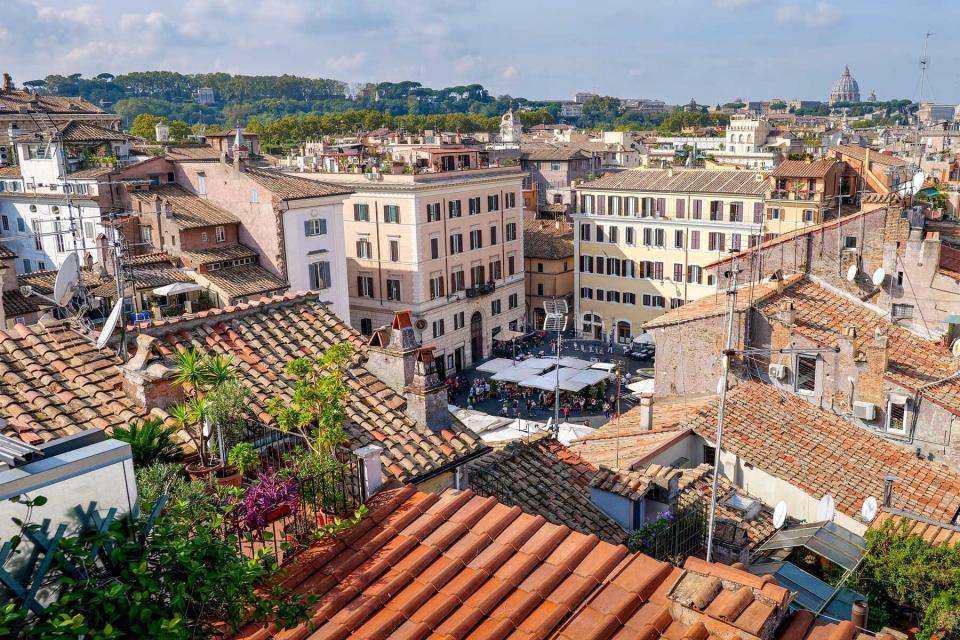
[
  {"x1": 870, "y1": 328, "x2": 890, "y2": 372},
  {"x1": 851, "y1": 601, "x2": 868, "y2": 629},
  {"x1": 1, "y1": 73, "x2": 11, "y2": 93},
  {"x1": 883, "y1": 473, "x2": 896, "y2": 507},
  {"x1": 162, "y1": 199, "x2": 174, "y2": 219},
  {"x1": 120, "y1": 334, "x2": 184, "y2": 410},
  {"x1": 353, "y1": 444, "x2": 384, "y2": 498},
  {"x1": 404, "y1": 346, "x2": 451, "y2": 432},
  {"x1": 365, "y1": 310, "x2": 418, "y2": 394},
  {"x1": 153, "y1": 194, "x2": 162, "y2": 214},
  {"x1": 638, "y1": 393, "x2": 654, "y2": 430},
  {"x1": 776, "y1": 301, "x2": 795, "y2": 326}
]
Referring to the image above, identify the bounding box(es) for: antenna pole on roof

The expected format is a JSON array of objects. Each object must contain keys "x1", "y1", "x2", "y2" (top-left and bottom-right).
[
  {"x1": 108, "y1": 210, "x2": 128, "y2": 361},
  {"x1": 706, "y1": 256, "x2": 740, "y2": 563}
]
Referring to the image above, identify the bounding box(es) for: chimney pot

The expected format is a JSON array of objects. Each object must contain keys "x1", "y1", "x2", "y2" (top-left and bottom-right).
[
  {"x1": 1, "y1": 73, "x2": 11, "y2": 93},
  {"x1": 638, "y1": 393, "x2": 654, "y2": 431},
  {"x1": 404, "y1": 346, "x2": 451, "y2": 432},
  {"x1": 353, "y1": 444, "x2": 384, "y2": 499},
  {"x1": 777, "y1": 301, "x2": 796, "y2": 326}
]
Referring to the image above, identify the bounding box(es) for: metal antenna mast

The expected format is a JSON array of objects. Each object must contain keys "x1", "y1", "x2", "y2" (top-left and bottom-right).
[{"x1": 914, "y1": 32, "x2": 933, "y2": 173}]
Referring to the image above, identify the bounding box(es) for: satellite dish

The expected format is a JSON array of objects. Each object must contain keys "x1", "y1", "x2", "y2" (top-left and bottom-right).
[
  {"x1": 52, "y1": 252, "x2": 80, "y2": 307},
  {"x1": 871, "y1": 268, "x2": 886, "y2": 286},
  {"x1": 861, "y1": 496, "x2": 878, "y2": 523},
  {"x1": 773, "y1": 501, "x2": 788, "y2": 529},
  {"x1": 96, "y1": 299, "x2": 124, "y2": 350},
  {"x1": 817, "y1": 494, "x2": 836, "y2": 522},
  {"x1": 846, "y1": 265, "x2": 857, "y2": 282},
  {"x1": 952, "y1": 339, "x2": 960, "y2": 358}
]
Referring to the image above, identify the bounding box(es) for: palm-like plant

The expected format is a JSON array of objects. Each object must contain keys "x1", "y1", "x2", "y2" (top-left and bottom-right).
[{"x1": 113, "y1": 418, "x2": 181, "y2": 468}]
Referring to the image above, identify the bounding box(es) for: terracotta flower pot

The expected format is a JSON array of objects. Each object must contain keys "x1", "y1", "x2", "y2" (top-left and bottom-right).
[
  {"x1": 185, "y1": 460, "x2": 222, "y2": 480},
  {"x1": 216, "y1": 466, "x2": 242, "y2": 487},
  {"x1": 263, "y1": 503, "x2": 292, "y2": 524}
]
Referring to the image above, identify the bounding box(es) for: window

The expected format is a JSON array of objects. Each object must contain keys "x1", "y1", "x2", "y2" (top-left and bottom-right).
[
  {"x1": 490, "y1": 226, "x2": 498, "y2": 245},
  {"x1": 580, "y1": 287, "x2": 593, "y2": 299},
  {"x1": 767, "y1": 207, "x2": 781, "y2": 221},
  {"x1": 201, "y1": 231, "x2": 209, "y2": 242},
  {"x1": 468, "y1": 197, "x2": 481, "y2": 215},
  {"x1": 731, "y1": 233, "x2": 742, "y2": 251},
  {"x1": 581, "y1": 194, "x2": 594, "y2": 214},
  {"x1": 709, "y1": 200, "x2": 722, "y2": 221},
  {"x1": 37, "y1": 261, "x2": 45, "y2": 271},
  {"x1": 692, "y1": 199, "x2": 702, "y2": 220},
  {"x1": 469, "y1": 229, "x2": 483, "y2": 250},
  {"x1": 357, "y1": 275, "x2": 374, "y2": 297},
  {"x1": 17, "y1": 219, "x2": 25, "y2": 233},
  {"x1": 451, "y1": 270, "x2": 465, "y2": 293},
  {"x1": 608, "y1": 226, "x2": 618, "y2": 243},
  {"x1": 729, "y1": 202, "x2": 742, "y2": 222},
  {"x1": 1, "y1": 215, "x2": 7, "y2": 232},
  {"x1": 215, "y1": 225, "x2": 226, "y2": 242},
  {"x1": 490, "y1": 258, "x2": 502, "y2": 280},
  {"x1": 674, "y1": 263, "x2": 683, "y2": 281},
  {"x1": 892, "y1": 303, "x2": 914, "y2": 320},
  {"x1": 508, "y1": 293, "x2": 518, "y2": 309},
  {"x1": 795, "y1": 354, "x2": 817, "y2": 393},
  {"x1": 597, "y1": 225, "x2": 605, "y2": 243},
  {"x1": 595, "y1": 288, "x2": 604, "y2": 299},
  {"x1": 356, "y1": 238, "x2": 372, "y2": 259},
  {"x1": 427, "y1": 202, "x2": 441, "y2": 222},
  {"x1": 654, "y1": 229, "x2": 665, "y2": 247},
  {"x1": 803, "y1": 209, "x2": 814, "y2": 223},
  {"x1": 454, "y1": 311, "x2": 465, "y2": 330},
  {"x1": 703, "y1": 445, "x2": 716, "y2": 466},
  {"x1": 708, "y1": 232, "x2": 725, "y2": 251},
  {"x1": 675, "y1": 198, "x2": 685, "y2": 219},
  {"x1": 197, "y1": 174, "x2": 206, "y2": 195},
  {"x1": 22, "y1": 258, "x2": 31, "y2": 273},
  {"x1": 688, "y1": 265, "x2": 702, "y2": 284},
  {"x1": 580, "y1": 223, "x2": 591, "y2": 242},
  {"x1": 671, "y1": 299, "x2": 684, "y2": 309},
  {"x1": 140, "y1": 226, "x2": 152, "y2": 246},
  {"x1": 360, "y1": 318, "x2": 373, "y2": 336},
  {"x1": 537, "y1": 262, "x2": 544, "y2": 273},
  {"x1": 389, "y1": 239, "x2": 400, "y2": 262},
  {"x1": 308, "y1": 261, "x2": 332, "y2": 290},
  {"x1": 505, "y1": 222, "x2": 517, "y2": 241},
  {"x1": 250, "y1": 189, "x2": 259, "y2": 203},
  {"x1": 887, "y1": 398, "x2": 907, "y2": 434},
  {"x1": 487, "y1": 194, "x2": 499, "y2": 212},
  {"x1": 491, "y1": 299, "x2": 502, "y2": 315},
  {"x1": 844, "y1": 236, "x2": 858, "y2": 249},
  {"x1": 448, "y1": 200, "x2": 462, "y2": 218},
  {"x1": 354, "y1": 203, "x2": 370, "y2": 221},
  {"x1": 624, "y1": 292, "x2": 636, "y2": 304},
  {"x1": 508, "y1": 255, "x2": 515, "y2": 275},
  {"x1": 450, "y1": 233, "x2": 464, "y2": 254},
  {"x1": 625, "y1": 227, "x2": 635, "y2": 245},
  {"x1": 304, "y1": 218, "x2": 327, "y2": 236},
  {"x1": 471, "y1": 265, "x2": 485, "y2": 287},
  {"x1": 537, "y1": 283, "x2": 544, "y2": 296},
  {"x1": 551, "y1": 162, "x2": 560, "y2": 171},
  {"x1": 432, "y1": 319, "x2": 445, "y2": 338},
  {"x1": 606, "y1": 290, "x2": 620, "y2": 303},
  {"x1": 384, "y1": 205, "x2": 400, "y2": 223},
  {"x1": 386, "y1": 278, "x2": 401, "y2": 301},
  {"x1": 505, "y1": 192, "x2": 516, "y2": 208},
  {"x1": 430, "y1": 237, "x2": 440, "y2": 259}
]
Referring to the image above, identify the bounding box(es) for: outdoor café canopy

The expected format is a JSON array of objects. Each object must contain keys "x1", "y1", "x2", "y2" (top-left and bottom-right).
[
  {"x1": 492, "y1": 329, "x2": 524, "y2": 342},
  {"x1": 518, "y1": 366, "x2": 611, "y2": 393},
  {"x1": 475, "y1": 358, "x2": 517, "y2": 374},
  {"x1": 491, "y1": 364, "x2": 550, "y2": 383},
  {"x1": 152, "y1": 282, "x2": 201, "y2": 296}
]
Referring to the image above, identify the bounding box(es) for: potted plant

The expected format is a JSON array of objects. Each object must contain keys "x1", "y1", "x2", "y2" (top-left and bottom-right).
[
  {"x1": 235, "y1": 469, "x2": 299, "y2": 531},
  {"x1": 113, "y1": 417, "x2": 181, "y2": 468},
  {"x1": 226, "y1": 442, "x2": 259, "y2": 484}
]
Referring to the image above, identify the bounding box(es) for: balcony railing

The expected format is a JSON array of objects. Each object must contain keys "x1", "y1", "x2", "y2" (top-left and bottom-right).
[
  {"x1": 768, "y1": 190, "x2": 823, "y2": 202},
  {"x1": 464, "y1": 282, "x2": 496, "y2": 298}
]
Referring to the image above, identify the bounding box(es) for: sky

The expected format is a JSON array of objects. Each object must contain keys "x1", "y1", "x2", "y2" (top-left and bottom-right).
[{"x1": 3, "y1": 0, "x2": 960, "y2": 104}]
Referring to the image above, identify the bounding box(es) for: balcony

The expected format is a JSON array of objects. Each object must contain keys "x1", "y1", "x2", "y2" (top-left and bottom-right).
[
  {"x1": 464, "y1": 282, "x2": 496, "y2": 299},
  {"x1": 768, "y1": 190, "x2": 823, "y2": 202}
]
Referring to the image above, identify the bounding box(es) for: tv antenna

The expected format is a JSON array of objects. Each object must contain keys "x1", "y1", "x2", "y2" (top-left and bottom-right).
[{"x1": 542, "y1": 298, "x2": 568, "y2": 432}]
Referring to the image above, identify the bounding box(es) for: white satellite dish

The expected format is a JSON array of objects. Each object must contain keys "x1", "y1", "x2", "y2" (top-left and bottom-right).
[
  {"x1": 773, "y1": 501, "x2": 788, "y2": 529},
  {"x1": 871, "y1": 267, "x2": 886, "y2": 286},
  {"x1": 952, "y1": 339, "x2": 960, "y2": 358},
  {"x1": 52, "y1": 252, "x2": 81, "y2": 307},
  {"x1": 846, "y1": 265, "x2": 857, "y2": 282},
  {"x1": 96, "y1": 299, "x2": 124, "y2": 350},
  {"x1": 861, "y1": 496, "x2": 878, "y2": 523},
  {"x1": 817, "y1": 494, "x2": 836, "y2": 522}
]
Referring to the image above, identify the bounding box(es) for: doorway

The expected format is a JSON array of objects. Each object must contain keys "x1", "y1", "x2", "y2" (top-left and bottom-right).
[
  {"x1": 470, "y1": 312, "x2": 483, "y2": 363},
  {"x1": 454, "y1": 347, "x2": 464, "y2": 372}
]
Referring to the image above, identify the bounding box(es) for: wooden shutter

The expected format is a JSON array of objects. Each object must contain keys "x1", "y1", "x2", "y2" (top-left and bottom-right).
[
  {"x1": 693, "y1": 199, "x2": 702, "y2": 219},
  {"x1": 676, "y1": 199, "x2": 685, "y2": 219},
  {"x1": 753, "y1": 202, "x2": 763, "y2": 223}
]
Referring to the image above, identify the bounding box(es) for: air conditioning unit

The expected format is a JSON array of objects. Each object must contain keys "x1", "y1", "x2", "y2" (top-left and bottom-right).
[
  {"x1": 853, "y1": 401, "x2": 877, "y2": 421},
  {"x1": 768, "y1": 363, "x2": 786, "y2": 380}
]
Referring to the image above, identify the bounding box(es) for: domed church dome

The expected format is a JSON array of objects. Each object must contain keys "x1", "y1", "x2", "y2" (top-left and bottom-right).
[{"x1": 830, "y1": 65, "x2": 860, "y2": 104}]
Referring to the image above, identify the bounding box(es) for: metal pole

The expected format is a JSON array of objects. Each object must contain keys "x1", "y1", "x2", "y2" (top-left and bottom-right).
[
  {"x1": 554, "y1": 331, "x2": 561, "y2": 432},
  {"x1": 706, "y1": 259, "x2": 739, "y2": 563}
]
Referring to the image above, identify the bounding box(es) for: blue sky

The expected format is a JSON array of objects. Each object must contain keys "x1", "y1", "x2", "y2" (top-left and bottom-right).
[{"x1": 3, "y1": 0, "x2": 959, "y2": 104}]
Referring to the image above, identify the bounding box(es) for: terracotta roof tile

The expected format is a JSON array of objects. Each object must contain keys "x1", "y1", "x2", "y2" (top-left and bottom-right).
[
  {"x1": 466, "y1": 437, "x2": 627, "y2": 543},
  {"x1": 129, "y1": 183, "x2": 240, "y2": 228},
  {"x1": 580, "y1": 169, "x2": 768, "y2": 196},
  {"x1": 196, "y1": 263, "x2": 289, "y2": 300},
  {"x1": 644, "y1": 277, "x2": 799, "y2": 330},
  {"x1": 524, "y1": 221, "x2": 574, "y2": 261},
  {"x1": 831, "y1": 144, "x2": 908, "y2": 167},
  {"x1": 769, "y1": 160, "x2": 840, "y2": 179},
  {"x1": 681, "y1": 380, "x2": 960, "y2": 524},
  {"x1": 244, "y1": 168, "x2": 353, "y2": 200},
  {"x1": 163, "y1": 144, "x2": 222, "y2": 162}
]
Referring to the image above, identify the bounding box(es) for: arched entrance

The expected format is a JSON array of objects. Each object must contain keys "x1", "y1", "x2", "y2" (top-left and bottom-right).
[
  {"x1": 617, "y1": 320, "x2": 632, "y2": 343},
  {"x1": 470, "y1": 312, "x2": 483, "y2": 362}
]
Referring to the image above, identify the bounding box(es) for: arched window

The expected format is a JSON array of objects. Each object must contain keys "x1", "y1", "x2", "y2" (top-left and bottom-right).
[{"x1": 617, "y1": 320, "x2": 632, "y2": 343}]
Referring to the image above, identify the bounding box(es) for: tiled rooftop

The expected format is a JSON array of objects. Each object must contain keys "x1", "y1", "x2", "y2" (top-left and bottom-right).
[
  {"x1": 871, "y1": 510, "x2": 960, "y2": 547},
  {"x1": 466, "y1": 437, "x2": 627, "y2": 544},
  {"x1": 0, "y1": 321, "x2": 155, "y2": 445},
  {"x1": 580, "y1": 169, "x2": 768, "y2": 196},
  {"x1": 769, "y1": 159, "x2": 840, "y2": 179},
  {"x1": 196, "y1": 263, "x2": 289, "y2": 300},
  {"x1": 521, "y1": 144, "x2": 593, "y2": 162},
  {"x1": 139, "y1": 292, "x2": 487, "y2": 482},
  {"x1": 831, "y1": 144, "x2": 908, "y2": 167},
  {"x1": 180, "y1": 243, "x2": 257, "y2": 266},
  {"x1": 754, "y1": 277, "x2": 960, "y2": 415},
  {"x1": 129, "y1": 183, "x2": 240, "y2": 229},
  {"x1": 644, "y1": 277, "x2": 799, "y2": 329},
  {"x1": 163, "y1": 144, "x2": 223, "y2": 162},
  {"x1": 680, "y1": 380, "x2": 960, "y2": 524},
  {"x1": 230, "y1": 484, "x2": 855, "y2": 640},
  {"x1": 569, "y1": 395, "x2": 716, "y2": 469},
  {"x1": 58, "y1": 121, "x2": 129, "y2": 143},
  {"x1": 524, "y1": 221, "x2": 574, "y2": 261},
  {"x1": 244, "y1": 168, "x2": 353, "y2": 200}
]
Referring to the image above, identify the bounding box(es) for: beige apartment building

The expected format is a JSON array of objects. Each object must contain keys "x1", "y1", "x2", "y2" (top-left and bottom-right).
[
  {"x1": 303, "y1": 148, "x2": 525, "y2": 377},
  {"x1": 573, "y1": 168, "x2": 766, "y2": 342},
  {"x1": 523, "y1": 220, "x2": 574, "y2": 329},
  {"x1": 765, "y1": 159, "x2": 846, "y2": 238}
]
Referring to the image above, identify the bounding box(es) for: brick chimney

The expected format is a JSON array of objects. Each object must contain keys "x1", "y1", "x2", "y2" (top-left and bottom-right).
[
  {"x1": 776, "y1": 301, "x2": 795, "y2": 326},
  {"x1": 120, "y1": 334, "x2": 184, "y2": 410},
  {"x1": 365, "y1": 310, "x2": 418, "y2": 394},
  {"x1": 1, "y1": 73, "x2": 11, "y2": 93},
  {"x1": 405, "y1": 346, "x2": 451, "y2": 432},
  {"x1": 867, "y1": 327, "x2": 890, "y2": 374},
  {"x1": 638, "y1": 393, "x2": 654, "y2": 430},
  {"x1": 162, "y1": 199, "x2": 174, "y2": 219}
]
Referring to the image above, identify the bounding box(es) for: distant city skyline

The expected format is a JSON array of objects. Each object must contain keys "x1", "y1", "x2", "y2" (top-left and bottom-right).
[{"x1": 4, "y1": 0, "x2": 960, "y2": 104}]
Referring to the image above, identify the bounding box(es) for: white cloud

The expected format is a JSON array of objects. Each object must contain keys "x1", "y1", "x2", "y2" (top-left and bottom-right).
[
  {"x1": 325, "y1": 52, "x2": 367, "y2": 71},
  {"x1": 774, "y1": 1, "x2": 840, "y2": 27},
  {"x1": 714, "y1": 0, "x2": 753, "y2": 8},
  {"x1": 454, "y1": 55, "x2": 482, "y2": 75},
  {"x1": 502, "y1": 66, "x2": 517, "y2": 79}
]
